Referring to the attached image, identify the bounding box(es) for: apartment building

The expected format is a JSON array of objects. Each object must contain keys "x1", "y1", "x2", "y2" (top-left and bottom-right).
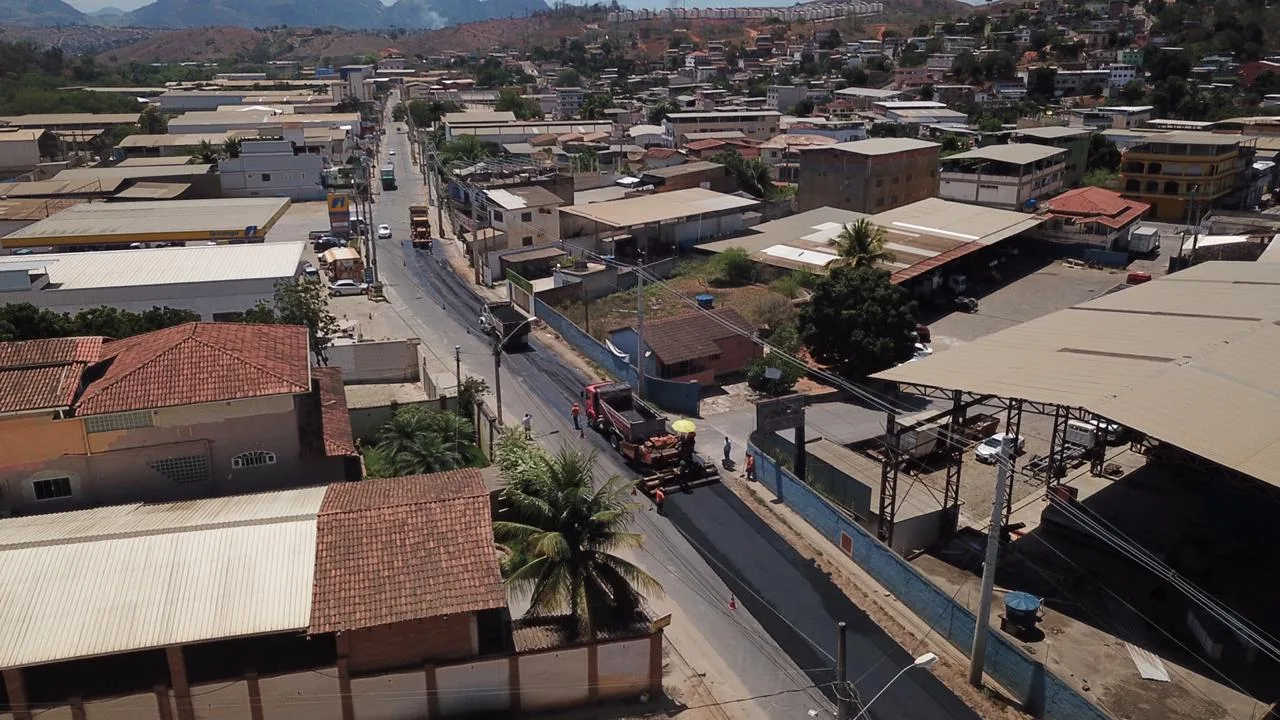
[
  {"x1": 664, "y1": 110, "x2": 782, "y2": 144},
  {"x1": 0, "y1": 323, "x2": 357, "y2": 517},
  {"x1": 555, "y1": 86, "x2": 585, "y2": 120},
  {"x1": 1108, "y1": 63, "x2": 1138, "y2": 88},
  {"x1": 768, "y1": 85, "x2": 809, "y2": 111},
  {"x1": 1120, "y1": 131, "x2": 1247, "y2": 221},
  {"x1": 218, "y1": 135, "x2": 325, "y2": 201},
  {"x1": 939, "y1": 143, "x2": 1067, "y2": 210},
  {"x1": 796, "y1": 137, "x2": 940, "y2": 213},
  {"x1": 1012, "y1": 125, "x2": 1091, "y2": 186}
]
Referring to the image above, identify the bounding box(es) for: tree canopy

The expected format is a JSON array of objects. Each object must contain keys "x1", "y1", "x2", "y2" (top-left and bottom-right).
[
  {"x1": 363, "y1": 406, "x2": 477, "y2": 477},
  {"x1": 495, "y1": 89, "x2": 543, "y2": 120},
  {"x1": 799, "y1": 266, "x2": 918, "y2": 377},
  {"x1": 831, "y1": 219, "x2": 895, "y2": 269},
  {"x1": 0, "y1": 303, "x2": 200, "y2": 342}
]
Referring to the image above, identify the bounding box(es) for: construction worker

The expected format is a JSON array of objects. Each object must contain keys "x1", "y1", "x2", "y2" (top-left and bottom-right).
[
  {"x1": 570, "y1": 402, "x2": 581, "y2": 430},
  {"x1": 745, "y1": 453, "x2": 756, "y2": 481},
  {"x1": 522, "y1": 413, "x2": 532, "y2": 439},
  {"x1": 654, "y1": 487, "x2": 666, "y2": 515},
  {"x1": 723, "y1": 436, "x2": 733, "y2": 467}
]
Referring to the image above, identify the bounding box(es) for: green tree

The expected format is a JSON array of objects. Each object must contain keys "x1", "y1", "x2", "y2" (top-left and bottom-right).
[
  {"x1": 1082, "y1": 168, "x2": 1120, "y2": 189},
  {"x1": 0, "y1": 303, "x2": 199, "y2": 341},
  {"x1": 191, "y1": 139, "x2": 219, "y2": 165},
  {"x1": 581, "y1": 93, "x2": 615, "y2": 120},
  {"x1": 1087, "y1": 134, "x2": 1121, "y2": 172},
  {"x1": 831, "y1": 219, "x2": 895, "y2": 269},
  {"x1": 940, "y1": 134, "x2": 966, "y2": 156},
  {"x1": 977, "y1": 116, "x2": 1004, "y2": 132},
  {"x1": 556, "y1": 68, "x2": 582, "y2": 87},
  {"x1": 222, "y1": 137, "x2": 242, "y2": 159},
  {"x1": 495, "y1": 89, "x2": 543, "y2": 120},
  {"x1": 494, "y1": 439, "x2": 661, "y2": 641},
  {"x1": 709, "y1": 149, "x2": 776, "y2": 199},
  {"x1": 707, "y1": 246, "x2": 756, "y2": 286},
  {"x1": 244, "y1": 278, "x2": 341, "y2": 365},
  {"x1": 392, "y1": 103, "x2": 408, "y2": 122},
  {"x1": 1118, "y1": 79, "x2": 1146, "y2": 104},
  {"x1": 407, "y1": 99, "x2": 463, "y2": 127},
  {"x1": 919, "y1": 84, "x2": 935, "y2": 102},
  {"x1": 437, "y1": 134, "x2": 497, "y2": 168},
  {"x1": 139, "y1": 105, "x2": 166, "y2": 134},
  {"x1": 647, "y1": 99, "x2": 679, "y2": 125},
  {"x1": 368, "y1": 406, "x2": 473, "y2": 476},
  {"x1": 799, "y1": 266, "x2": 918, "y2": 377}
]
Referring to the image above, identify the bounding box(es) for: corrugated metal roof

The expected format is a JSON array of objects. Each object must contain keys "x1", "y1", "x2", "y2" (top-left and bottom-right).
[
  {"x1": 868, "y1": 197, "x2": 1046, "y2": 245},
  {"x1": 875, "y1": 261, "x2": 1280, "y2": 489},
  {"x1": 47, "y1": 165, "x2": 213, "y2": 183},
  {"x1": 0, "y1": 113, "x2": 139, "y2": 127},
  {"x1": 0, "y1": 241, "x2": 303, "y2": 289},
  {"x1": 820, "y1": 138, "x2": 941, "y2": 156},
  {"x1": 1013, "y1": 126, "x2": 1090, "y2": 139},
  {"x1": 560, "y1": 187, "x2": 759, "y2": 228},
  {"x1": 112, "y1": 182, "x2": 191, "y2": 200},
  {"x1": 945, "y1": 143, "x2": 1066, "y2": 164},
  {"x1": 0, "y1": 487, "x2": 326, "y2": 668},
  {"x1": 5, "y1": 197, "x2": 290, "y2": 241}
]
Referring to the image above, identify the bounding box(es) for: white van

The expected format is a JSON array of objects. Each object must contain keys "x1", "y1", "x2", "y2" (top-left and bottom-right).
[{"x1": 1064, "y1": 420, "x2": 1098, "y2": 448}]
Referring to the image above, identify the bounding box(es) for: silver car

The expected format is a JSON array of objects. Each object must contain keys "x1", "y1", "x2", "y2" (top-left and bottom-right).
[{"x1": 328, "y1": 279, "x2": 369, "y2": 297}]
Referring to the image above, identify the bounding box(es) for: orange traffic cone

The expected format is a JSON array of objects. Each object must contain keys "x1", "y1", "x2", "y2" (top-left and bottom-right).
[{"x1": 728, "y1": 595, "x2": 737, "y2": 610}]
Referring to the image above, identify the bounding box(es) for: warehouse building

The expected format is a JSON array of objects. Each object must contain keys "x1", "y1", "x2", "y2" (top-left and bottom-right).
[
  {"x1": 0, "y1": 197, "x2": 290, "y2": 250},
  {"x1": 0, "y1": 241, "x2": 305, "y2": 320},
  {"x1": 558, "y1": 187, "x2": 760, "y2": 258}
]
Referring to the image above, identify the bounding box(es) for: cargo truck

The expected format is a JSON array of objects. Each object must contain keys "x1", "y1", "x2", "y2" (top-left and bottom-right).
[
  {"x1": 583, "y1": 382, "x2": 719, "y2": 492},
  {"x1": 479, "y1": 301, "x2": 531, "y2": 349},
  {"x1": 380, "y1": 164, "x2": 396, "y2": 191},
  {"x1": 409, "y1": 205, "x2": 432, "y2": 250}
]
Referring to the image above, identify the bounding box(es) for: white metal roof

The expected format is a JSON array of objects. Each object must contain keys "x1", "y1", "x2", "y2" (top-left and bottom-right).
[
  {"x1": 3, "y1": 197, "x2": 291, "y2": 242},
  {"x1": 0, "y1": 487, "x2": 326, "y2": 668},
  {"x1": 867, "y1": 197, "x2": 1046, "y2": 244},
  {"x1": 559, "y1": 187, "x2": 759, "y2": 227},
  {"x1": 0, "y1": 241, "x2": 304, "y2": 289},
  {"x1": 945, "y1": 143, "x2": 1067, "y2": 165},
  {"x1": 821, "y1": 138, "x2": 941, "y2": 156},
  {"x1": 875, "y1": 261, "x2": 1280, "y2": 489}
]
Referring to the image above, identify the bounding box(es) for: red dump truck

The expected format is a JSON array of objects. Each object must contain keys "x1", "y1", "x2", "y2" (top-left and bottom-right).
[
  {"x1": 409, "y1": 204, "x2": 432, "y2": 250},
  {"x1": 584, "y1": 382, "x2": 718, "y2": 493}
]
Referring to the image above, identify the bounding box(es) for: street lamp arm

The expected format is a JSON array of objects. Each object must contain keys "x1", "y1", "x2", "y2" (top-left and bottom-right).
[{"x1": 849, "y1": 665, "x2": 912, "y2": 720}]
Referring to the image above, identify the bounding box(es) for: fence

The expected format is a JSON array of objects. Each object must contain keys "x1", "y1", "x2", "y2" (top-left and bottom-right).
[
  {"x1": 748, "y1": 442, "x2": 1111, "y2": 720},
  {"x1": 532, "y1": 296, "x2": 701, "y2": 416},
  {"x1": 35, "y1": 631, "x2": 661, "y2": 720}
]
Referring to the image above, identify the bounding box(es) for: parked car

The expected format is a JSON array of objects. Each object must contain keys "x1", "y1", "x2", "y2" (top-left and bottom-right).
[
  {"x1": 329, "y1": 279, "x2": 369, "y2": 297},
  {"x1": 974, "y1": 433, "x2": 1026, "y2": 463},
  {"x1": 377, "y1": 224, "x2": 392, "y2": 239},
  {"x1": 302, "y1": 262, "x2": 319, "y2": 278},
  {"x1": 388, "y1": 149, "x2": 396, "y2": 156},
  {"x1": 313, "y1": 236, "x2": 346, "y2": 252}
]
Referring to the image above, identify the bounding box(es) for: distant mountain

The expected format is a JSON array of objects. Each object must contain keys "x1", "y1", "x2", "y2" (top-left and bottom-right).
[
  {"x1": 113, "y1": 0, "x2": 548, "y2": 29},
  {"x1": 87, "y1": 5, "x2": 125, "y2": 15},
  {"x1": 0, "y1": 0, "x2": 89, "y2": 25}
]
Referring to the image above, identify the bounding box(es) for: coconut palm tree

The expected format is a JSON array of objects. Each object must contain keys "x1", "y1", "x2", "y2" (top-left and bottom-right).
[
  {"x1": 494, "y1": 443, "x2": 662, "y2": 641},
  {"x1": 831, "y1": 218, "x2": 896, "y2": 269},
  {"x1": 191, "y1": 139, "x2": 218, "y2": 166},
  {"x1": 371, "y1": 406, "x2": 473, "y2": 475},
  {"x1": 222, "y1": 137, "x2": 242, "y2": 159}
]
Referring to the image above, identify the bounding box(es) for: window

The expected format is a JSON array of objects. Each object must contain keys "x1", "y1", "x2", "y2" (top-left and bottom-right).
[
  {"x1": 261, "y1": 173, "x2": 272, "y2": 182},
  {"x1": 33, "y1": 476, "x2": 72, "y2": 501},
  {"x1": 232, "y1": 450, "x2": 276, "y2": 469},
  {"x1": 521, "y1": 212, "x2": 532, "y2": 222},
  {"x1": 492, "y1": 210, "x2": 504, "y2": 222},
  {"x1": 875, "y1": 178, "x2": 883, "y2": 187},
  {"x1": 84, "y1": 410, "x2": 153, "y2": 434},
  {"x1": 149, "y1": 455, "x2": 211, "y2": 484}
]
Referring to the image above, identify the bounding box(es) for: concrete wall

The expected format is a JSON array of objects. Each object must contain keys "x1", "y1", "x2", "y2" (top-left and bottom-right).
[
  {"x1": 190, "y1": 680, "x2": 250, "y2": 720},
  {"x1": 83, "y1": 692, "x2": 164, "y2": 720},
  {"x1": 328, "y1": 339, "x2": 421, "y2": 385},
  {"x1": 434, "y1": 657, "x2": 509, "y2": 716},
  {"x1": 533, "y1": 296, "x2": 701, "y2": 416},
  {"x1": 258, "y1": 669, "x2": 343, "y2": 720},
  {"x1": 518, "y1": 647, "x2": 588, "y2": 712},
  {"x1": 596, "y1": 637, "x2": 652, "y2": 698},
  {"x1": 749, "y1": 443, "x2": 1111, "y2": 720},
  {"x1": 350, "y1": 671, "x2": 427, "y2": 720}
]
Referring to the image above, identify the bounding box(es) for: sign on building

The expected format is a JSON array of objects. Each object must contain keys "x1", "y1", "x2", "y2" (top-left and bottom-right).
[
  {"x1": 328, "y1": 192, "x2": 350, "y2": 235},
  {"x1": 755, "y1": 394, "x2": 805, "y2": 432}
]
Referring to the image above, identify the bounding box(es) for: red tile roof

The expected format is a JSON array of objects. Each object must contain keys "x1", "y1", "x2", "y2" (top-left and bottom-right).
[
  {"x1": 1042, "y1": 186, "x2": 1151, "y2": 230},
  {"x1": 646, "y1": 147, "x2": 683, "y2": 159},
  {"x1": 313, "y1": 367, "x2": 356, "y2": 457},
  {"x1": 0, "y1": 337, "x2": 102, "y2": 414},
  {"x1": 309, "y1": 470, "x2": 506, "y2": 633},
  {"x1": 77, "y1": 323, "x2": 310, "y2": 416},
  {"x1": 684, "y1": 138, "x2": 727, "y2": 152},
  {"x1": 631, "y1": 307, "x2": 755, "y2": 365}
]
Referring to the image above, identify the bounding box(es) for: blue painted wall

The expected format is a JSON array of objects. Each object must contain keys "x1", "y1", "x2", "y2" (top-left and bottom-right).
[
  {"x1": 749, "y1": 443, "x2": 1111, "y2": 720},
  {"x1": 533, "y1": 297, "x2": 701, "y2": 416}
]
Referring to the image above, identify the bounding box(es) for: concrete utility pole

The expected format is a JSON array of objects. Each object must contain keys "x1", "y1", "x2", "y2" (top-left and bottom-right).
[
  {"x1": 493, "y1": 336, "x2": 504, "y2": 424},
  {"x1": 635, "y1": 251, "x2": 646, "y2": 400},
  {"x1": 969, "y1": 439, "x2": 1011, "y2": 687},
  {"x1": 836, "y1": 621, "x2": 849, "y2": 720}
]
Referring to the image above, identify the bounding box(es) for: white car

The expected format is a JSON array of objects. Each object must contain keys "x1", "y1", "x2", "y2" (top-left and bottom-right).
[
  {"x1": 302, "y1": 262, "x2": 319, "y2": 278},
  {"x1": 377, "y1": 224, "x2": 392, "y2": 239},
  {"x1": 388, "y1": 149, "x2": 396, "y2": 156},
  {"x1": 328, "y1": 279, "x2": 369, "y2": 297},
  {"x1": 974, "y1": 433, "x2": 1025, "y2": 463}
]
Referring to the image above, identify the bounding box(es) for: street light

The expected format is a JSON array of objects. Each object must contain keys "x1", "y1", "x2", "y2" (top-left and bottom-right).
[{"x1": 850, "y1": 652, "x2": 939, "y2": 720}]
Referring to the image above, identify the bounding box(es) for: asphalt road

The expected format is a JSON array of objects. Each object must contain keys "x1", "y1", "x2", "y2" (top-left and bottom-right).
[{"x1": 371, "y1": 106, "x2": 980, "y2": 720}]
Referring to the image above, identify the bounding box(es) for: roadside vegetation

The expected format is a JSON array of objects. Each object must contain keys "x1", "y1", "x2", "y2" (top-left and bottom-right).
[{"x1": 362, "y1": 405, "x2": 483, "y2": 476}]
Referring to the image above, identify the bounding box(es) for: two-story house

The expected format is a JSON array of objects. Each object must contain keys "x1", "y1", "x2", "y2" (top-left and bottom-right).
[
  {"x1": 1119, "y1": 131, "x2": 1246, "y2": 221},
  {"x1": 0, "y1": 323, "x2": 357, "y2": 516},
  {"x1": 939, "y1": 144, "x2": 1067, "y2": 211}
]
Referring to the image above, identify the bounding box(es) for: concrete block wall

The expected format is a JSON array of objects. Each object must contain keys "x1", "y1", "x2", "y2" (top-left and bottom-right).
[
  {"x1": 327, "y1": 340, "x2": 421, "y2": 385},
  {"x1": 749, "y1": 443, "x2": 1111, "y2": 720}
]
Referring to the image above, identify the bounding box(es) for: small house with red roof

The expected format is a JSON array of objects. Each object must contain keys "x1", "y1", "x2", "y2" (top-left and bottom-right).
[{"x1": 1038, "y1": 186, "x2": 1151, "y2": 249}]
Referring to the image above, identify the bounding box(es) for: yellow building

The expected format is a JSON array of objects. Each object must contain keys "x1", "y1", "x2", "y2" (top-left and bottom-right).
[{"x1": 1119, "y1": 131, "x2": 1248, "y2": 222}]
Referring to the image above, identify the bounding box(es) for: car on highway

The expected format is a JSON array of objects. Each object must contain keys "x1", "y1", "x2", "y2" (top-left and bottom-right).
[
  {"x1": 974, "y1": 433, "x2": 1026, "y2": 463},
  {"x1": 377, "y1": 224, "x2": 392, "y2": 239},
  {"x1": 328, "y1": 279, "x2": 369, "y2": 297}
]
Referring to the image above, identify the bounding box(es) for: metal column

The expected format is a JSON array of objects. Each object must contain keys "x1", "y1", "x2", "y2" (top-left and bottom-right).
[
  {"x1": 941, "y1": 390, "x2": 966, "y2": 536},
  {"x1": 1002, "y1": 400, "x2": 1024, "y2": 528},
  {"x1": 878, "y1": 412, "x2": 901, "y2": 546},
  {"x1": 1045, "y1": 406, "x2": 1070, "y2": 486}
]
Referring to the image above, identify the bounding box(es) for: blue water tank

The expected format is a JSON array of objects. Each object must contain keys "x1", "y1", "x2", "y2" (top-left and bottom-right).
[{"x1": 695, "y1": 294, "x2": 715, "y2": 309}]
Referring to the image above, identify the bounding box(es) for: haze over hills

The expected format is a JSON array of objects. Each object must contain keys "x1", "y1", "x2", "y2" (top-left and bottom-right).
[{"x1": 0, "y1": 0, "x2": 549, "y2": 28}]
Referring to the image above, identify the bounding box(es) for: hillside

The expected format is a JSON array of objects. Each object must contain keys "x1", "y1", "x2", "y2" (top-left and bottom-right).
[
  {"x1": 0, "y1": 0, "x2": 88, "y2": 25},
  {"x1": 100, "y1": 25, "x2": 266, "y2": 62}
]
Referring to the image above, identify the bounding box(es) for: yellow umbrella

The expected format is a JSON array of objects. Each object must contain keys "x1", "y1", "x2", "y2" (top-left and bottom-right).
[{"x1": 671, "y1": 419, "x2": 697, "y2": 434}]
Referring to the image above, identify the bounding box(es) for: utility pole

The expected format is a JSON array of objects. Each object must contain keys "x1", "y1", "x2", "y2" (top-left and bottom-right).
[
  {"x1": 969, "y1": 440, "x2": 1011, "y2": 687},
  {"x1": 836, "y1": 621, "x2": 849, "y2": 720},
  {"x1": 635, "y1": 251, "x2": 646, "y2": 400},
  {"x1": 582, "y1": 281, "x2": 591, "y2": 334},
  {"x1": 455, "y1": 345, "x2": 463, "y2": 399},
  {"x1": 492, "y1": 337, "x2": 504, "y2": 425}
]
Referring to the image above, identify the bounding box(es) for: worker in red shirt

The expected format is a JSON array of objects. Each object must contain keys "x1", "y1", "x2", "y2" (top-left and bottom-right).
[
  {"x1": 654, "y1": 487, "x2": 666, "y2": 515},
  {"x1": 570, "y1": 402, "x2": 581, "y2": 430},
  {"x1": 745, "y1": 453, "x2": 756, "y2": 481}
]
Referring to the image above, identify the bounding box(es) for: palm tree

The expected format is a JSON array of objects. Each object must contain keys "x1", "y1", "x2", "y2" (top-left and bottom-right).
[
  {"x1": 831, "y1": 219, "x2": 896, "y2": 269},
  {"x1": 494, "y1": 443, "x2": 662, "y2": 641},
  {"x1": 222, "y1": 137, "x2": 242, "y2": 159},
  {"x1": 191, "y1": 140, "x2": 218, "y2": 166},
  {"x1": 371, "y1": 406, "x2": 474, "y2": 475}
]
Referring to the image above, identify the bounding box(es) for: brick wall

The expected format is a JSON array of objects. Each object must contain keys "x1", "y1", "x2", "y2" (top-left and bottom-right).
[
  {"x1": 346, "y1": 615, "x2": 476, "y2": 674},
  {"x1": 708, "y1": 334, "x2": 763, "y2": 377}
]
